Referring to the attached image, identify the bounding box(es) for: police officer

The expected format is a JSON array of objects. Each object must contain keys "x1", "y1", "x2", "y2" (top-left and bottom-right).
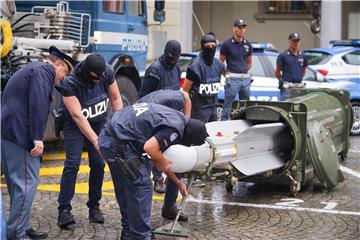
[
  {"x1": 1, "y1": 46, "x2": 75, "y2": 240},
  {"x1": 99, "y1": 103, "x2": 208, "y2": 240},
  {"x1": 275, "y1": 33, "x2": 308, "y2": 100},
  {"x1": 220, "y1": 18, "x2": 253, "y2": 120},
  {"x1": 137, "y1": 89, "x2": 191, "y2": 222},
  {"x1": 183, "y1": 34, "x2": 226, "y2": 123},
  {"x1": 138, "y1": 40, "x2": 182, "y2": 97},
  {"x1": 137, "y1": 89, "x2": 191, "y2": 117},
  {"x1": 55, "y1": 54, "x2": 123, "y2": 228},
  {"x1": 138, "y1": 40, "x2": 182, "y2": 193}
]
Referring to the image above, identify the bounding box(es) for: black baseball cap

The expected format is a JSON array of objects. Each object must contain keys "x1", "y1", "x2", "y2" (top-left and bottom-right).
[
  {"x1": 288, "y1": 32, "x2": 301, "y2": 41},
  {"x1": 233, "y1": 19, "x2": 247, "y2": 28},
  {"x1": 49, "y1": 46, "x2": 78, "y2": 70}
]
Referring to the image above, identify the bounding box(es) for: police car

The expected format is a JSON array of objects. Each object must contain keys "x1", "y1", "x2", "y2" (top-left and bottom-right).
[{"x1": 303, "y1": 40, "x2": 360, "y2": 78}]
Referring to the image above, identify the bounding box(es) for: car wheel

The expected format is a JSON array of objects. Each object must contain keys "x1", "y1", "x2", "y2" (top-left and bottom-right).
[
  {"x1": 351, "y1": 101, "x2": 360, "y2": 136},
  {"x1": 116, "y1": 75, "x2": 138, "y2": 107}
]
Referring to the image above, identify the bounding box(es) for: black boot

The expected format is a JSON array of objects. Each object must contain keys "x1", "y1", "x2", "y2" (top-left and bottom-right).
[
  {"x1": 161, "y1": 206, "x2": 188, "y2": 222},
  {"x1": 89, "y1": 207, "x2": 105, "y2": 224},
  {"x1": 26, "y1": 228, "x2": 48, "y2": 239},
  {"x1": 57, "y1": 209, "x2": 76, "y2": 228}
]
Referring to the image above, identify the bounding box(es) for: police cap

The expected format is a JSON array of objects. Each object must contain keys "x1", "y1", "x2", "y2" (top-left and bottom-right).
[
  {"x1": 233, "y1": 18, "x2": 247, "y2": 28},
  {"x1": 49, "y1": 46, "x2": 78, "y2": 70},
  {"x1": 288, "y1": 32, "x2": 301, "y2": 41}
]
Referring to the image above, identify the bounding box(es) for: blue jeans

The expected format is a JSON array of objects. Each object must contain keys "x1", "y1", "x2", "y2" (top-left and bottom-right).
[
  {"x1": 222, "y1": 77, "x2": 251, "y2": 120},
  {"x1": 1, "y1": 139, "x2": 40, "y2": 239},
  {"x1": 280, "y1": 88, "x2": 302, "y2": 101},
  {"x1": 58, "y1": 122, "x2": 105, "y2": 210},
  {"x1": 99, "y1": 130, "x2": 153, "y2": 240}
]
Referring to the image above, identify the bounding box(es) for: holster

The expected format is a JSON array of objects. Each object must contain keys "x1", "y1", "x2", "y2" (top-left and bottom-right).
[
  {"x1": 52, "y1": 109, "x2": 64, "y2": 138},
  {"x1": 105, "y1": 121, "x2": 144, "y2": 181}
]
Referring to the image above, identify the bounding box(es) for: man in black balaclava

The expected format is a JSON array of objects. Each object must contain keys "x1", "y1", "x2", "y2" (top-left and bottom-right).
[
  {"x1": 183, "y1": 33, "x2": 227, "y2": 123},
  {"x1": 139, "y1": 39, "x2": 182, "y2": 97},
  {"x1": 80, "y1": 54, "x2": 106, "y2": 88},
  {"x1": 138, "y1": 40, "x2": 182, "y2": 198},
  {"x1": 55, "y1": 53, "x2": 123, "y2": 229}
]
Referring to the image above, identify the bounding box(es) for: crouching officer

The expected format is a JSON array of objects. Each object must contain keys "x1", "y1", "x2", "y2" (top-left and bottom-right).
[
  {"x1": 99, "y1": 103, "x2": 208, "y2": 240},
  {"x1": 275, "y1": 32, "x2": 308, "y2": 100},
  {"x1": 55, "y1": 54, "x2": 123, "y2": 228},
  {"x1": 137, "y1": 90, "x2": 191, "y2": 222},
  {"x1": 183, "y1": 34, "x2": 226, "y2": 123}
]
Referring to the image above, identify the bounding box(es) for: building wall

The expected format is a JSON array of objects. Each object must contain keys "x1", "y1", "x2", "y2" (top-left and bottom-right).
[
  {"x1": 147, "y1": 0, "x2": 192, "y2": 61},
  {"x1": 193, "y1": 1, "x2": 319, "y2": 51}
]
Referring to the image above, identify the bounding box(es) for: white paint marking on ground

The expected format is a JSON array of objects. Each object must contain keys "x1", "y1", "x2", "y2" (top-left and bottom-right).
[
  {"x1": 188, "y1": 196, "x2": 360, "y2": 217},
  {"x1": 340, "y1": 165, "x2": 360, "y2": 179},
  {"x1": 349, "y1": 149, "x2": 360, "y2": 153}
]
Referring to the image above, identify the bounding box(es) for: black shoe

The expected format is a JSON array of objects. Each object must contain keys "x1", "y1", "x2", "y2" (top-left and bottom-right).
[
  {"x1": 26, "y1": 228, "x2": 48, "y2": 239},
  {"x1": 89, "y1": 207, "x2": 104, "y2": 224},
  {"x1": 154, "y1": 177, "x2": 166, "y2": 194},
  {"x1": 161, "y1": 206, "x2": 188, "y2": 222},
  {"x1": 57, "y1": 209, "x2": 76, "y2": 228}
]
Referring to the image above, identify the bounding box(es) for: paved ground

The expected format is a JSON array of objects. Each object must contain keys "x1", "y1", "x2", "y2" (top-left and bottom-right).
[{"x1": 1, "y1": 136, "x2": 359, "y2": 240}]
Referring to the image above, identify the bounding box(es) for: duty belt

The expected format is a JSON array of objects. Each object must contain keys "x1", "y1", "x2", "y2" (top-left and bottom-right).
[
  {"x1": 228, "y1": 72, "x2": 251, "y2": 78},
  {"x1": 105, "y1": 120, "x2": 144, "y2": 181},
  {"x1": 283, "y1": 82, "x2": 305, "y2": 89}
]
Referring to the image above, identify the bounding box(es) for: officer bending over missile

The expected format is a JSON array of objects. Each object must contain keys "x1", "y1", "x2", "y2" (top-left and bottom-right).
[
  {"x1": 99, "y1": 103, "x2": 208, "y2": 240},
  {"x1": 137, "y1": 89, "x2": 191, "y2": 222}
]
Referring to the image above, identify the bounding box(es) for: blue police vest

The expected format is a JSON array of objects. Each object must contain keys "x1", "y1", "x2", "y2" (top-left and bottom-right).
[
  {"x1": 57, "y1": 63, "x2": 114, "y2": 127},
  {"x1": 109, "y1": 103, "x2": 186, "y2": 145},
  {"x1": 188, "y1": 56, "x2": 224, "y2": 106},
  {"x1": 137, "y1": 89, "x2": 185, "y2": 112}
]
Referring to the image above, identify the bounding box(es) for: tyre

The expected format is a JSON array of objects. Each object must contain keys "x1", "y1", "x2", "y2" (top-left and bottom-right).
[
  {"x1": 350, "y1": 101, "x2": 360, "y2": 136},
  {"x1": 116, "y1": 75, "x2": 138, "y2": 107}
]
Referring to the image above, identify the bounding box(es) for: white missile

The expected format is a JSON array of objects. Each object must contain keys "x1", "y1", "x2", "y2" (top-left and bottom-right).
[{"x1": 164, "y1": 120, "x2": 286, "y2": 176}]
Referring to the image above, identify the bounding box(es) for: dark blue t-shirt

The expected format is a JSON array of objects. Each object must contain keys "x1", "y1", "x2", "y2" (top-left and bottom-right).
[
  {"x1": 220, "y1": 37, "x2": 252, "y2": 73},
  {"x1": 55, "y1": 63, "x2": 115, "y2": 128},
  {"x1": 277, "y1": 49, "x2": 308, "y2": 83}
]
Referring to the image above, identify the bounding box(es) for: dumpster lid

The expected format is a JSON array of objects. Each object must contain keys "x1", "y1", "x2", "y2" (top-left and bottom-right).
[{"x1": 306, "y1": 122, "x2": 343, "y2": 189}]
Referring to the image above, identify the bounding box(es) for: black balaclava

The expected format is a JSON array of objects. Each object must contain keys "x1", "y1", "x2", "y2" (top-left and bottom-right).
[
  {"x1": 161, "y1": 40, "x2": 181, "y2": 69},
  {"x1": 80, "y1": 54, "x2": 106, "y2": 88},
  {"x1": 182, "y1": 118, "x2": 208, "y2": 147},
  {"x1": 200, "y1": 34, "x2": 217, "y2": 65}
]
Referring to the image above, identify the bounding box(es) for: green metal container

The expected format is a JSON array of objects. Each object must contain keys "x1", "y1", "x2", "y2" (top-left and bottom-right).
[{"x1": 231, "y1": 89, "x2": 350, "y2": 194}]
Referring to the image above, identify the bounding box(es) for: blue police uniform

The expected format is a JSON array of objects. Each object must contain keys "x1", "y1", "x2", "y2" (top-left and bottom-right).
[
  {"x1": 137, "y1": 89, "x2": 185, "y2": 217},
  {"x1": 137, "y1": 89, "x2": 185, "y2": 112},
  {"x1": 138, "y1": 57, "x2": 181, "y2": 98},
  {"x1": 55, "y1": 62, "x2": 114, "y2": 212},
  {"x1": 186, "y1": 55, "x2": 225, "y2": 123},
  {"x1": 277, "y1": 49, "x2": 308, "y2": 100},
  {"x1": 220, "y1": 37, "x2": 252, "y2": 120},
  {"x1": 99, "y1": 103, "x2": 187, "y2": 240},
  {"x1": 1, "y1": 61, "x2": 55, "y2": 238}
]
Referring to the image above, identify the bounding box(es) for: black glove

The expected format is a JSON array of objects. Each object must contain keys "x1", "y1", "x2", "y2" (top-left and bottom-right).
[{"x1": 278, "y1": 80, "x2": 283, "y2": 90}]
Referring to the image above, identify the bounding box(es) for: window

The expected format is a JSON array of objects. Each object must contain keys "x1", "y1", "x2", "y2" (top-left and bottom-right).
[
  {"x1": 266, "y1": 1, "x2": 311, "y2": 14},
  {"x1": 128, "y1": 0, "x2": 145, "y2": 16},
  {"x1": 342, "y1": 51, "x2": 360, "y2": 65},
  {"x1": 303, "y1": 51, "x2": 331, "y2": 65},
  {"x1": 179, "y1": 55, "x2": 195, "y2": 72},
  {"x1": 256, "y1": 1, "x2": 312, "y2": 21},
  {"x1": 103, "y1": 0, "x2": 125, "y2": 14},
  {"x1": 250, "y1": 56, "x2": 266, "y2": 77}
]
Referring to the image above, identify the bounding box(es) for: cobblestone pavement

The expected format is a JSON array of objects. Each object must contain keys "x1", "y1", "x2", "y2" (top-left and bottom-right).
[{"x1": 1, "y1": 137, "x2": 359, "y2": 240}]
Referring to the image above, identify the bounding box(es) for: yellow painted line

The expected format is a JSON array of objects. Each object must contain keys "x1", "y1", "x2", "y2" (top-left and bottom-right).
[
  {"x1": 39, "y1": 165, "x2": 110, "y2": 176},
  {"x1": 1, "y1": 183, "x2": 168, "y2": 201},
  {"x1": 42, "y1": 152, "x2": 88, "y2": 161}
]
